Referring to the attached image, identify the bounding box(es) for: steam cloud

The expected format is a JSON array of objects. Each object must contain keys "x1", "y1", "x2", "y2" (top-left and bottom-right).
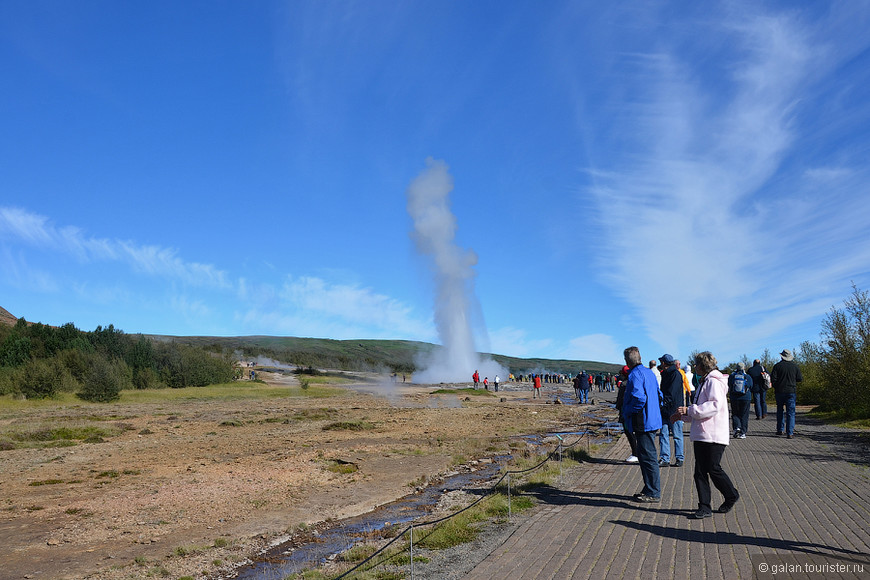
[{"x1": 406, "y1": 158, "x2": 507, "y2": 384}]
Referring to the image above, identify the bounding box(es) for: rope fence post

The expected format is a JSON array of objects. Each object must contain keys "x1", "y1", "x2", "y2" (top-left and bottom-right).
[
  {"x1": 507, "y1": 473, "x2": 512, "y2": 519},
  {"x1": 556, "y1": 434, "x2": 563, "y2": 485},
  {"x1": 409, "y1": 525, "x2": 414, "y2": 580}
]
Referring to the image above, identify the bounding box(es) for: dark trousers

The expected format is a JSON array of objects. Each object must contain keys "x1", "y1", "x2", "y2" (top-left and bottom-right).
[
  {"x1": 693, "y1": 441, "x2": 738, "y2": 513},
  {"x1": 731, "y1": 398, "x2": 751, "y2": 433}
]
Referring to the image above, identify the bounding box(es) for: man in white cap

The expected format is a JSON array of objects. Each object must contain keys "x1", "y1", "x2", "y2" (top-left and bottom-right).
[{"x1": 771, "y1": 349, "x2": 803, "y2": 439}]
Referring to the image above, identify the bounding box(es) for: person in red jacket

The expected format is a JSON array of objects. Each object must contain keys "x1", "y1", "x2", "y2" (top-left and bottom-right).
[
  {"x1": 533, "y1": 374, "x2": 542, "y2": 399},
  {"x1": 472, "y1": 370, "x2": 479, "y2": 389}
]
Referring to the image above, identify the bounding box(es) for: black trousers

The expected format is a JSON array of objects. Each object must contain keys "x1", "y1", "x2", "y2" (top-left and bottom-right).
[{"x1": 693, "y1": 441, "x2": 738, "y2": 513}]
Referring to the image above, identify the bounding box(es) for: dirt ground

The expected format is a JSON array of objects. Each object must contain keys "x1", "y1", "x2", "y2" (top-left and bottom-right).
[{"x1": 0, "y1": 370, "x2": 614, "y2": 580}]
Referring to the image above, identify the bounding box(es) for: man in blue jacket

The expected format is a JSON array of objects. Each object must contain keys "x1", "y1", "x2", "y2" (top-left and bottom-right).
[{"x1": 623, "y1": 346, "x2": 663, "y2": 502}]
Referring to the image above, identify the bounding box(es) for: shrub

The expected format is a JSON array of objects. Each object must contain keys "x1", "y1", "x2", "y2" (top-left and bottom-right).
[
  {"x1": 19, "y1": 358, "x2": 68, "y2": 399},
  {"x1": 78, "y1": 357, "x2": 124, "y2": 402}
]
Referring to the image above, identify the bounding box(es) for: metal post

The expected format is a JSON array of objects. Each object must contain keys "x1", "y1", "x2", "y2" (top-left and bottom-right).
[
  {"x1": 409, "y1": 525, "x2": 414, "y2": 579},
  {"x1": 556, "y1": 434, "x2": 563, "y2": 485},
  {"x1": 508, "y1": 473, "x2": 512, "y2": 519}
]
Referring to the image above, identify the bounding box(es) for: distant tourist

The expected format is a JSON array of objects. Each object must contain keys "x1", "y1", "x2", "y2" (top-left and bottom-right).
[
  {"x1": 771, "y1": 349, "x2": 802, "y2": 439},
  {"x1": 532, "y1": 374, "x2": 542, "y2": 399},
  {"x1": 728, "y1": 362, "x2": 753, "y2": 439},
  {"x1": 616, "y1": 365, "x2": 638, "y2": 463},
  {"x1": 673, "y1": 351, "x2": 739, "y2": 519},
  {"x1": 494, "y1": 375, "x2": 500, "y2": 392},
  {"x1": 746, "y1": 359, "x2": 768, "y2": 419},
  {"x1": 657, "y1": 354, "x2": 684, "y2": 467},
  {"x1": 472, "y1": 370, "x2": 480, "y2": 389},
  {"x1": 649, "y1": 360, "x2": 661, "y2": 386}
]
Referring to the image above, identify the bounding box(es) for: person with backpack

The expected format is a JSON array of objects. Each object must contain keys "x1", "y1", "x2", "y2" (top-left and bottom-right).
[
  {"x1": 746, "y1": 358, "x2": 769, "y2": 419},
  {"x1": 727, "y1": 362, "x2": 753, "y2": 438}
]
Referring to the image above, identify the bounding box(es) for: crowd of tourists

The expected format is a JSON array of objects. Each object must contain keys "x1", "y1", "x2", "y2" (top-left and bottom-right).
[{"x1": 614, "y1": 346, "x2": 802, "y2": 520}]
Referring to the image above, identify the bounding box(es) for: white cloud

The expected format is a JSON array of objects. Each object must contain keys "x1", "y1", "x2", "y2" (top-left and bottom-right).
[
  {"x1": 489, "y1": 326, "x2": 553, "y2": 359},
  {"x1": 236, "y1": 275, "x2": 434, "y2": 341},
  {"x1": 0, "y1": 206, "x2": 230, "y2": 288},
  {"x1": 563, "y1": 334, "x2": 623, "y2": 365},
  {"x1": 583, "y1": 6, "x2": 870, "y2": 360}
]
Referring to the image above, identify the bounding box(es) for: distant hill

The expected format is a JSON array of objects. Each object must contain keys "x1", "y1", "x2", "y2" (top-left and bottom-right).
[
  {"x1": 0, "y1": 306, "x2": 620, "y2": 375},
  {"x1": 152, "y1": 335, "x2": 621, "y2": 376},
  {"x1": 0, "y1": 306, "x2": 18, "y2": 327}
]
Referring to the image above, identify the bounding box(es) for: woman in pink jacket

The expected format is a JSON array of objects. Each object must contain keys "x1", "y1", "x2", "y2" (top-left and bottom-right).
[{"x1": 673, "y1": 351, "x2": 739, "y2": 520}]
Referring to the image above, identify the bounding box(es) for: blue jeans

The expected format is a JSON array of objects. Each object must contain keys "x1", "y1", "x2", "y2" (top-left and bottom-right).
[
  {"x1": 776, "y1": 392, "x2": 796, "y2": 435},
  {"x1": 579, "y1": 389, "x2": 589, "y2": 403},
  {"x1": 753, "y1": 390, "x2": 767, "y2": 418},
  {"x1": 658, "y1": 420, "x2": 684, "y2": 462},
  {"x1": 635, "y1": 431, "x2": 661, "y2": 498}
]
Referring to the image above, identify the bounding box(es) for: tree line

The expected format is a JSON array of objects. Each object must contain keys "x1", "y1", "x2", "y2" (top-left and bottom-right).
[{"x1": 0, "y1": 319, "x2": 234, "y2": 402}]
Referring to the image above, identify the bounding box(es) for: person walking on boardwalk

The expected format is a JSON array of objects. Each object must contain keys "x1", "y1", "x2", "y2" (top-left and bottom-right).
[
  {"x1": 616, "y1": 365, "x2": 639, "y2": 463},
  {"x1": 622, "y1": 346, "x2": 663, "y2": 502},
  {"x1": 771, "y1": 349, "x2": 802, "y2": 439},
  {"x1": 657, "y1": 354, "x2": 685, "y2": 467},
  {"x1": 746, "y1": 358, "x2": 768, "y2": 419},
  {"x1": 673, "y1": 351, "x2": 739, "y2": 519},
  {"x1": 728, "y1": 362, "x2": 753, "y2": 439}
]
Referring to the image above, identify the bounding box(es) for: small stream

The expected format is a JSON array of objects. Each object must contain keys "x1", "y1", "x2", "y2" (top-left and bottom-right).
[
  {"x1": 230, "y1": 462, "x2": 504, "y2": 579},
  {"x1": 228, "y1": 399, "x2": 622, "y2": 579}
]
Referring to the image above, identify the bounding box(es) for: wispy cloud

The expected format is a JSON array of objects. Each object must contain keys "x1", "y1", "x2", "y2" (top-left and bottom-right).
[
  {"x1": 489, "y1": 326, "x2": 553, "y2": 359},
  {"x1": 564, "y1": 334, "x2": 623, "y2": 366},
  {"x1": 237, "y1": 275, "x2": 434, "y2": 340},
  {"x1": 585, "y1": 6, "x2": 870, "y2": 358},
  {"x1": 0, "y1": 206, "x2": 230, "y2": 288}
]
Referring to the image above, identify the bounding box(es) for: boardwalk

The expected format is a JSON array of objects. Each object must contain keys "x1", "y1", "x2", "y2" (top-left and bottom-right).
[{"x1": 465, "y1": 405, "x2": 870, "y2": 579}]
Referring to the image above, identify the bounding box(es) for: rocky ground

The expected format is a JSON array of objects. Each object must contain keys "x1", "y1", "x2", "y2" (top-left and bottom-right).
[{"x1": 0, "y1": 370, "x2": 615, "y2": 580}]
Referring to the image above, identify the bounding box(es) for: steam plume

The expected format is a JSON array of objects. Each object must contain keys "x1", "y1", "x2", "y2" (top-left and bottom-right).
[{"x1": 406, "y1": 158, "x2": 506, "y2": 384}]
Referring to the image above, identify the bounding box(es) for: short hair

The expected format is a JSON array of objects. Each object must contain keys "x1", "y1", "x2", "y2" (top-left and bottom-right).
[
  {"x1": 649, "y1": 360, "x2": 657, "y2": 368},
  {"x1": 753, "y1": 359, "x2": 761, "y2": 364},
  {"x1": 624, "y1": 346, "x2": 642, "y2": 367},
  {"x1": 694, "y1": 351, "x2": 718, "y2": 375}
]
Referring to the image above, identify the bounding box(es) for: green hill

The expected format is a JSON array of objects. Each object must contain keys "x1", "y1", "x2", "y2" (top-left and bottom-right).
[{"x1": 150, "y1": 334, "x2": 621, "y2": 376}]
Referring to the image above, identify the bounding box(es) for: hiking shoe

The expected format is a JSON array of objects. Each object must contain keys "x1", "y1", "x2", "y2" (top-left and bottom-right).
[
  {"x1": 717, "y1": 493, "x2": 740, "y2": 513},
  {"x1": 733, "y1": 429, "x2": 742, "y2": 438},
  {"x1": 689, "y1": 509, "x2": 712, "y2": 519},
  {"x1": 787, "y1": 434, "x2": 794, "y2": 439},
  {"x1": 738, "y1": 432, "x2": 747, "y2": 439},
  {"x1": 673, "y1": 460, "x2": 684, "y2": 467},
  {"x1": 625, "y1": 455, "x2": 639, "y2": 463},
  {"x1": 634, "y1": 494, "x2": 660, "y2": 503},
  {"x1": 658, "y1": 458, "x2": 669, "y2": 467}
]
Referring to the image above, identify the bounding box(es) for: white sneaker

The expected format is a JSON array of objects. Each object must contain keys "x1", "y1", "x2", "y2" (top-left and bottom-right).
[{"x1": 625, "y1": 455, "x2": 639, "y2": 463}]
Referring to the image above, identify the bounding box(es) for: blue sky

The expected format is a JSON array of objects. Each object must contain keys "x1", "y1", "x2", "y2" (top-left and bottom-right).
[{"x1": 2, "y1": 1, "x2": 869, "y2": 367}]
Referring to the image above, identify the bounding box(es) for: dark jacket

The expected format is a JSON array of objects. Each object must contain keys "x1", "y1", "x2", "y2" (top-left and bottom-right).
[
  {"x1": 746, "y1": 363, "x2": 765, "y2": 393},
  {"x1": 771, "y1": 359, "x2": 803, "y2": 394},
  {"x1": 659, "y1": 365, "x2": 683, "y2": 419},
  {"x1": 727, "y1": 370, "x2": 753, "y2": 401}
]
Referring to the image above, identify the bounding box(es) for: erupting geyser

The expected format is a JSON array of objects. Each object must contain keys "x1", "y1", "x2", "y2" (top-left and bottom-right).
[{"x1": 406, "y1": 158, "x2": 507, "y2": 384}]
